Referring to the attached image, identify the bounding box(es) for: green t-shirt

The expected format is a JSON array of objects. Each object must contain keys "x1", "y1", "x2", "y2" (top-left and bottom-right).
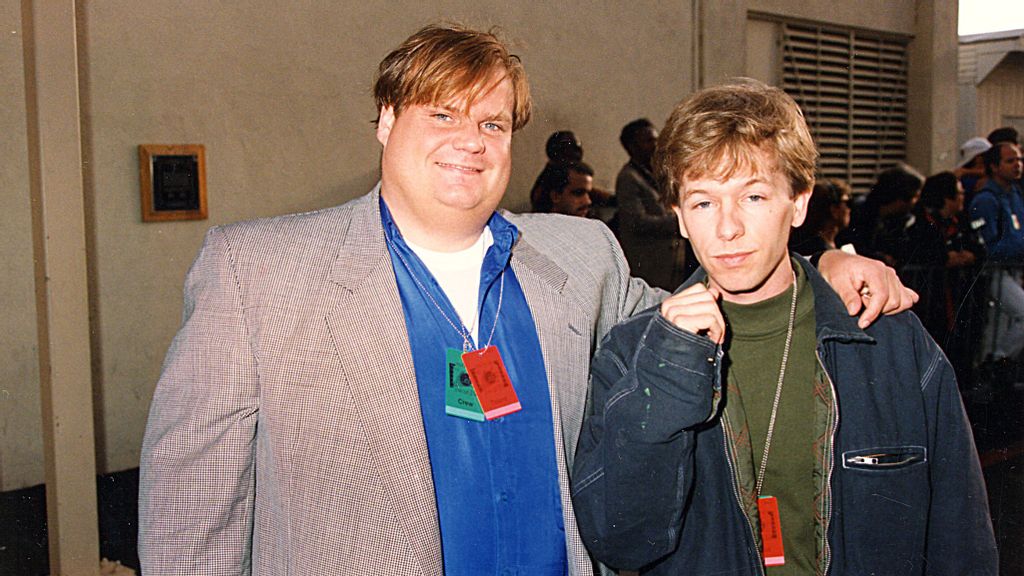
[{"x1": 720, "y1": 262, "x2": 818, "y2": 575}]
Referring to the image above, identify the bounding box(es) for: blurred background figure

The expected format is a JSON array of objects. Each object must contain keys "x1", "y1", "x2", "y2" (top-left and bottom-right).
[
  {"x1": 842, "y1": 163, "x2": 924, "y2": 267},
  {"x1": 988, "y1": 126, "x2": 1021, "y2": 147},
  {"x1": 954, "y1": 136, "x2": 992, "y2": 198},
  {"x1": 789, "y1": 178, "x2": 852, "y2": 255},
  {"x1": 984, "y1": 126, "x2": 1023, "y2": 189},
  {"x1": 614, "y1": 118, "x2": 689, "y2": 289},
  {"x1": 902, "y1": 172, "x2": 985, "y2": 378},
  {"x1": 970, "y1": 140, "x2": 1024, "y2": 381},
  {"x1": 530, "y1": 161, "x2": 594, "y2": 217},
  {"x1": 530, "y1": 131, "x2": 613, "y2": 220}
]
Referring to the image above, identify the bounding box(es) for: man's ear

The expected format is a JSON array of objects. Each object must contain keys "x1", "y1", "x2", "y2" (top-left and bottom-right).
[
  {"x1": 791, "y1": 187, "x2": 812, "y2": 228},
  {"x1": 376, "y1": 106, "x2": 396, "y2": 147},
  {"x1": 671, "y1": 205, "x2": 689, "y2": 239}
]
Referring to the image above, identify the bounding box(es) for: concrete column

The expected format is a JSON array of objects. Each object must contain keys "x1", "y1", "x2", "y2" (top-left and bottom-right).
[
  {"x1": 906, "y1": 0, "x2": 960, "y2": 174},
  {"x1": 696, "y1": 0, "x2": 749, "y2": 88},
  {"x1": 21, "y1": 0, "x2": 100, "y2": 574}
]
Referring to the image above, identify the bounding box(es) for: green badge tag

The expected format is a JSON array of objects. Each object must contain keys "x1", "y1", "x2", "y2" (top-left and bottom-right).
[{"x1": 445, "y1": 348, "x2": 485, "y2": 421}]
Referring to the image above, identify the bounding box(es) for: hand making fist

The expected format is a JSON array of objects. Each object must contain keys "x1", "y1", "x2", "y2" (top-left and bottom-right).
[{"x1": 659, "y1": 283, "x2": 726, "y2": 344}]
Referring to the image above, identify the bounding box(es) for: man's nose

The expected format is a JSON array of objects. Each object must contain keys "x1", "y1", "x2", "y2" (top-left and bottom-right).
[
  {"x1": 717, "y1": 204, "x2": 743, "y2": 240},
  {"x1": 453, "y1": 124, "x2": 485, "y2": 153}
]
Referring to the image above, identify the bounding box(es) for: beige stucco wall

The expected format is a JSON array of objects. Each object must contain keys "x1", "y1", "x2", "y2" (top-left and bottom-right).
[
  {"x1": 906, "y1": 0, "x2": 960, "y2": 174},
  {"x1": 749, "y1": 0, "x2": 917, "y2": 35},
  {"x1": 1, "y1": 0, "x2": 44, "y2": 491}
]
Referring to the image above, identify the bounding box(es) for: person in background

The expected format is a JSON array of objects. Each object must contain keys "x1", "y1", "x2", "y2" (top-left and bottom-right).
[
  {"x1": 954, "y1": 136, "x2": 992, "y2": 197},
  {"x1": 969, "y1": 139, "x2": 1024, "y2": 382},
  {"x1": 971, "y1": 127, "x2": 1023, "y2": 194},
  {"x1": 903, "y1": 172, "x2": 984, "y2": 373},
  {"x1": 789, "y1": 178, "x2": 852, "y2": 256},
  {"x1": 531, "y1": 161, "x2": 595, "y2": 217},
  {"x1": 530, "y1": 130, "x2": 613, "y2": 218},
  {"x1": 987, "y1": 126, "x2": 1020, "y2": 147},
  {"x1": 843, "y1": 163, "x2": 924, "y2": 267},
  {"x1": 615, "y1": 117, "x2": 689, "y2": 289}
]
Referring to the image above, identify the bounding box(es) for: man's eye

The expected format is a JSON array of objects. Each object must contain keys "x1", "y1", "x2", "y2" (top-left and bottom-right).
[
  {"x1": 692, "y1": 201, "x2": 712, "y2": 210},
  {"x1": 746, "y1": 194, "x2": 766, "y2": 203},
  {"x1": 433, "y1": 113, "x2": 452, "y2": 122},
  {"x1": 483, "y1": 122, "x2": 505, "y2": 132}
]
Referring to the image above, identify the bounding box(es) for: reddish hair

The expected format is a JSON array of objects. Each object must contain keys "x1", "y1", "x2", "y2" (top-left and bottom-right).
[{"x1": 373, "y1": 24, "x2": 532, "y2": 132}]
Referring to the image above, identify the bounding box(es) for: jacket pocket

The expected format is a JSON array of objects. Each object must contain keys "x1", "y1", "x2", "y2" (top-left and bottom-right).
[{"x1": 841, "y1": 445, "x2": 926, "y2": 470}]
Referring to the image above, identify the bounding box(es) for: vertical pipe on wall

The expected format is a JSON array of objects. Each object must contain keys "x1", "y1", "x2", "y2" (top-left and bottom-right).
[{"x1": 20, "y1": 0, "x2": 100, "y2": 574}]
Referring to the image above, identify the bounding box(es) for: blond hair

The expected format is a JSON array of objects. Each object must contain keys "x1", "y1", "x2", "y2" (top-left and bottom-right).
[
  {"x1": 373, "y1": 24, "x2": 532, "y2": 132},
  {"x1": 655, "y1": 80, "x2": 817, "y2": 204}
]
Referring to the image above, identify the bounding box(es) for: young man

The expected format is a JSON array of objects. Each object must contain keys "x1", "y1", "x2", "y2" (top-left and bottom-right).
[
  {"x1": 572, "y1": 81, "x2": 996, "y2": 575},
  {"x1": 139, "y1": 24, "x2": 915, "y2": 574}
]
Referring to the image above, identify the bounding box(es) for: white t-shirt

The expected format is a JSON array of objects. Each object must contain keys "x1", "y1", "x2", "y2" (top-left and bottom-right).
[{"x1": 406, "y1": 228, "x2": 494, "y2": 344}]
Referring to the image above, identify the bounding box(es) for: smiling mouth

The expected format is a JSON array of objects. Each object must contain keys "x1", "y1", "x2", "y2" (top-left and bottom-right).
[{"x1": 437, "y1": 162, "x2": 483, "y2": 173}]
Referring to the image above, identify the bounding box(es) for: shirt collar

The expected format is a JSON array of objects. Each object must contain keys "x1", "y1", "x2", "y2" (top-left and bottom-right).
[{"x1": 379, "y1": 195, "x2": 519, "y2": 259}]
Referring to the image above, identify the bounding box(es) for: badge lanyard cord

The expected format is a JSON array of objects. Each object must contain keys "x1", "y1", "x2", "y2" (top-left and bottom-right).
[
  {"x1": 754, "y1": 270, "x2": 798, "y2": 497},
  {"x1": 386, "y1": 233, "x2": 505, "y2": 354}
]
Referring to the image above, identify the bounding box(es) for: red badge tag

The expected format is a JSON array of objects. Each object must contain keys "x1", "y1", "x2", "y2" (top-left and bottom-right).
[
  {"x1": 758, "y1": 495, "x2": 785, "y2": 567},
  {"x1": 461, "y1": 345, "x2": 521, "y2": 420}
]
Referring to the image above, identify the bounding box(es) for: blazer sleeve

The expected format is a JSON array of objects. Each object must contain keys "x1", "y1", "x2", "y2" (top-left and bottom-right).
[{"x1": 139, "y1": 226, "x2": 260, "y2": 576}]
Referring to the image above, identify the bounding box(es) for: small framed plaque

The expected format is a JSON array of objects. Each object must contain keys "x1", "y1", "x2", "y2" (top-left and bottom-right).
[{"x1": 139, "y1": 144, "x2": 207, "y2": 222}]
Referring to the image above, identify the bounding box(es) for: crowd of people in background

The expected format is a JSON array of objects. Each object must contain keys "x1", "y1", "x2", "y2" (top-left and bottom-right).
[{"x1": 531, "y1": 122, "x2": 1024, "y2": 397}]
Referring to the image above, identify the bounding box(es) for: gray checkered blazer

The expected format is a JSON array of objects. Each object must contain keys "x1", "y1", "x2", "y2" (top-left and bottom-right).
[{"x1": 139, "y1": 186, "x2": 661, "y2": 575}]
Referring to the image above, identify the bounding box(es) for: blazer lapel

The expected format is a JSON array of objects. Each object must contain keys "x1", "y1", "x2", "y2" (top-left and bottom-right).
[
  {"x1": 324, "y1": 191, "x2": 442, "y2": 576},
  {"x1": 509, "y1": 236, "x2": 592, "y2": 470},
  {"x1": 511, "y1": 233, "x2": 595, "y2": 576}
]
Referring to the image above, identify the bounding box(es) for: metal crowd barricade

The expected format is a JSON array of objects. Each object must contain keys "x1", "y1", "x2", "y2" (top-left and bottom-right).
[
  {"x1": 977, "y1": 263, "x2": 1024, "y2": 364},
  {"x1": 897, "y1": 261, "x2": 993, "y2": 388}
]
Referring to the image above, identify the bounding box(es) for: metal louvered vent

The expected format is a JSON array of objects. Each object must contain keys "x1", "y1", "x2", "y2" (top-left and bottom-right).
[{"x1": 781, "y1": 22, "x2": 909, "y2": 194}]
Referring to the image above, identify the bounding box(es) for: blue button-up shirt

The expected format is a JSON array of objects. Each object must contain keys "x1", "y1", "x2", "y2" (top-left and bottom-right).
[{"x1": 381, "y1": 198, "x2": 567, "y2": 576}]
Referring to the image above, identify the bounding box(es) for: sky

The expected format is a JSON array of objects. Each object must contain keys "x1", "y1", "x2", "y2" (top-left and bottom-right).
[{"x1": 959, "y1": 0, "x2": 1024, "y2": 35}]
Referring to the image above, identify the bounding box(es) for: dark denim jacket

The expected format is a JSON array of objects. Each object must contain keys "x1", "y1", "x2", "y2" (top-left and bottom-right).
[{"x1": 571, "y1": 256, "x2": 997, "y2": 575}]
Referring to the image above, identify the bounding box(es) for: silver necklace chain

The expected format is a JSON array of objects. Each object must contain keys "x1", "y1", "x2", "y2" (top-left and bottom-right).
[
  {"x1": 385, "y1": 233, "x2": 505, "y2": 353},
  {"x1": 754, "y1": 269, "x2": 799, "y2": 497}
]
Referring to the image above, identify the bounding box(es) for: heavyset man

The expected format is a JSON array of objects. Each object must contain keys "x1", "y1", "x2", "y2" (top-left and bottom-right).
[
  {"x1": 572, "y1": 81, "x2": 996, "y2": 575},
  {"x1": 140, "y1": 25, "x2": 915, "y2": 575}
]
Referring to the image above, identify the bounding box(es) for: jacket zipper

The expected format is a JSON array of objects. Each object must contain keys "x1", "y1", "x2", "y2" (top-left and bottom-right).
[
  {"x1": 817, "y1": 348, "x2": 839, "y2": 575},
  {"x1": 721, "y1": 412, "x2": 766, "y2": 576},
  {"x1": 845, "y1": 453, "x2": 923, "y2": 467}
]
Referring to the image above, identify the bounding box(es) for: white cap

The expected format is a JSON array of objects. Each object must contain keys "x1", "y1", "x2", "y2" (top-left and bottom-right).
[{"x1": 958, "y1": 137, "x2": 992, "y2": 169}]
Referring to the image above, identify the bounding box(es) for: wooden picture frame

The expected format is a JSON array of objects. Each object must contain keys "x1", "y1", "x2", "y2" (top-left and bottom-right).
[{"x1": 139, "y1": 144, "x2": 208, "y2": 222}]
